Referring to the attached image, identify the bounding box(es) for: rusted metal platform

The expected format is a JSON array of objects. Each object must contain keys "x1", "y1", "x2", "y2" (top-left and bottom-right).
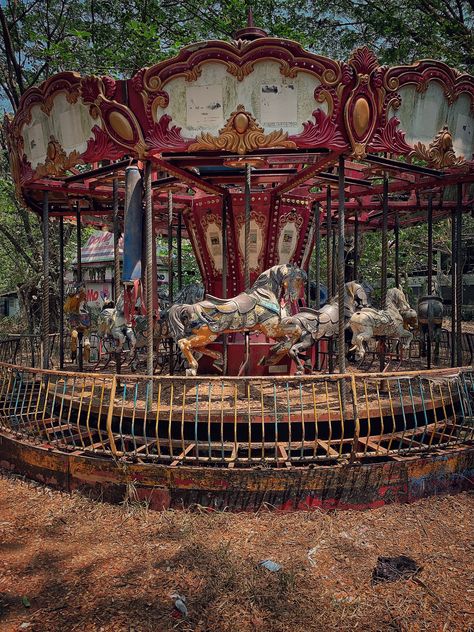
[
  {"x1": 0, "y1": 431, "x2": 472, "y2": 511},
  {"x1": 0, "y1": 360, "x2": 472, "y2": 510}
]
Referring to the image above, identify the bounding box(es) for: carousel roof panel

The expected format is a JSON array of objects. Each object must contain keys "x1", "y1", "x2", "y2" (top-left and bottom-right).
[{"x1": 3, "y1": 29, "x2": 473, "y2": 229}]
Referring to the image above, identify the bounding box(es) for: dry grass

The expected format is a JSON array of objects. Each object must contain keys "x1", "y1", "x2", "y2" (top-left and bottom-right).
[{"x1": 0, "y1": 471, "x2": 473, "y2": 631}]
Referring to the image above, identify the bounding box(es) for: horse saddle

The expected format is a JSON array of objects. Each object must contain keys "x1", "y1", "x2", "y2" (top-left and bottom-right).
[{"x1": 204, "y1": 292, "x2": 257, "y2": 315}]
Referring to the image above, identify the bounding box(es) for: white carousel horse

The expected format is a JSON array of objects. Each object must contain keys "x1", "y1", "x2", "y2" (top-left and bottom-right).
[
  {"x1": 97, "y1": 291, "x2": 136, "y2": 352},
  {"x1": 349, "y1": 287, "x2": 417, "y2": 360},
  {"x1": 168, "y1": 264, "x2": 306, "y2": 376},
  {"x1": 261, "y1": 281, "x2": 369, "y2": 373}
]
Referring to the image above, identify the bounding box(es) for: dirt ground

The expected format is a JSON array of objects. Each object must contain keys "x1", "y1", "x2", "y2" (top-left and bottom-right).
[{"x1": 0, "y1": 473, "x2": 473, "y2": 632}]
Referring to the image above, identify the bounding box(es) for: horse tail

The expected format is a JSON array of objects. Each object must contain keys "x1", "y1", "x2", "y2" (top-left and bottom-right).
[{"x1": 168, "y1": 305, "x2": 187, "y2": 340}]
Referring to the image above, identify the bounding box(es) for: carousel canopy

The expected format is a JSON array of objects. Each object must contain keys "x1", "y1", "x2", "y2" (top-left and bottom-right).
[{"x1": 4, "y1": 24, "x2": 474, "y2": 236}]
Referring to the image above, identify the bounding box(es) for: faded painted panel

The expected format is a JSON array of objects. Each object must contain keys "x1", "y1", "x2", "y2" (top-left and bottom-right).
[
  {"x1": 157, "y1": 60, "x2": 323, "y2": 138},
  {"x1": 22, "y1": 93, "x2": 96, "y2": 169},
  {"x1": 390, "y1": 82, "x2": 474, "y2": 159}
]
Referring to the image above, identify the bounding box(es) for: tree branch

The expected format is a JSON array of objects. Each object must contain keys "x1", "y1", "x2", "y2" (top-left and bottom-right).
[{"x1": 0, "y1": 223, "x2": 37, "y2": 269}]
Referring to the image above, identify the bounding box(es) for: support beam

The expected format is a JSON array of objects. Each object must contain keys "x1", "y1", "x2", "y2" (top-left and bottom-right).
[
  {"x1": 326, "y1": 186, "x2": 332, "y2": 302},
  {"x1": 42, "y1": 191, "x2": 49, "y2": 369},
  {"x1": 337, "y1": 155, "x2": 346, "y2": 377},
  {"x1": 394, "y1": 213, "x2": 400, "y2": 288},
  {"x1": 76, "y1": 204, "x2": 83, "y2": 372},
  {"x1": 326, "y1": 185, "x2": 334, "y2": 373},
  {"x1": 112, "y1": 178, "x2": 121, "y2": 301},
  {"x1": 168, "y1": 189, "x2": 174, "y2": 375},
  {"x1": 271, "y1": 151, "x2": 342, "y2": 196},
  {"x1": 177, "y1": 211, "x2": 183, "y2": 292},
  {"x1": 314, "y1": 201, "x2": 321, "y2": 370},
  {"x1": 59, "y1": 216, "x2": 64, "y2": 370},
  {"x1": 222, "y1": 192, "x2": 229, "y2": 374},
  {"x1": 314, "y1": 202, "x2": 321, "y2": 310},
  {"x1": 244, "y1": 162, "x2": 251, "y2": 291},
  {"x1": 456, "y1": 183, "x2": 463, "y2": 366},
  {"x1": 427, "y1": 193, "x2": 433, "y2": 295},
  {"x1": 353, "y1": 209, "x2": 359, "y2": 281},
  {"x1": 451, "y1": 209, "x2": 456, "y2": 367},
  {"x1": 145, "y1": 162, "x2": 154, "y2": 379},
  {"x1": 152, "y1": 158, "x2": 224, "y2": 196},
  {"x1": 426, "y1": 194, "x2": 433, "y2": 370},
  {"x1": 381, "y1": 174, "x2": 388, "y2": 309}
]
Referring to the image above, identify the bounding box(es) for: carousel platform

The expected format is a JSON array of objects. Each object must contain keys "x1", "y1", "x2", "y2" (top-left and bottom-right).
[{"x1": 0, "y1": 332, "x2": 472, "y2": 510}]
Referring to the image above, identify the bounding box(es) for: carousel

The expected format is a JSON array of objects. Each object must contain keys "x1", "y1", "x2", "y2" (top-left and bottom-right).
[{"x1": 0, "y1": 21, "x2": 473, "y2": 510}]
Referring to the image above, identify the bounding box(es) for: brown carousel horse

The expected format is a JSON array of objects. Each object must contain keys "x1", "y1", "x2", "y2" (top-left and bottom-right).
[
  {"x1": 63, "y1": 282, "x2": 92, "y2": 363},
  {"x1": 168, "y1": 264, "x2": 307, "y2": 375}
]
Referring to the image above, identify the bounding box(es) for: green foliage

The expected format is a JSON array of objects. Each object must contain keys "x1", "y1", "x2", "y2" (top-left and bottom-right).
[{"x1": 0, "y1": 0, "x2": 471, "y2": 329}]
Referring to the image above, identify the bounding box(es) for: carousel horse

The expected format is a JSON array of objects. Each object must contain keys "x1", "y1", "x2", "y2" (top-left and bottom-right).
[
  {"x1": 261, "y1": 281, "x2": 369, "y2": 373},
  {"x1": 349, "y1": 287, "x2": 418, "y2": 361},
  {"x1": 168, "y1": 264, "x2": 307, "y2": 376},
  {"x1": 97, "y1": 291, "x2": 136, "y2": 352},
  {"x1": 63, "y1": 282, "x2": 91, "y2": 363},
  {"x1": 417, "y1": 280, "x2": 444, "y2": 362},
  {"x1": 133, "y1": 282, "x2": 205, "y2": 349}
]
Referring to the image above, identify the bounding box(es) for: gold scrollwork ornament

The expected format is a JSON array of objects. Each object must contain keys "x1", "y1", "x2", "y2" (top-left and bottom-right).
[
  {"x1": 188, "y1": 105, "x2": 296, "y2": 155},
  {"x1": 412, "y1": 125, "x2": 465, "y2": 169}
]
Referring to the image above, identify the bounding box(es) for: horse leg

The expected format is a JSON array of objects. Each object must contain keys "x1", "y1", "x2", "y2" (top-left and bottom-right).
[
  {"x1": 289, "y1": 334, "x2": 314, "y2": 374},
  {"x1": 193, "y1": 340, "x2": 222, "y2": 372},
  {"x1": 177, "y1": 326, "x2": 215, "y2": 376},
  {"x1": 398, "y1": 329, "x2": 413, "y2": 362},
  {"x1": 354, "y1": 327, "x2": 373, "y2": 361}
]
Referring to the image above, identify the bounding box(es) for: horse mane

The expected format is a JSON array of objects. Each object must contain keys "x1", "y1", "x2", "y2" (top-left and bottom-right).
[{"x1": 249, "y1": 265, "x2": 285, "y2": 297}]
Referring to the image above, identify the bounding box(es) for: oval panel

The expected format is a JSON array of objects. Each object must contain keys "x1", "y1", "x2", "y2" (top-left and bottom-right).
[
  {"x1": 234, "y1": 112, "x2": 249, "y2": 134},
  {"x1": 353, "y1": 97, "x2": 370, "y2": 138},
  {"x1": 108, "y1": 111, "x2": 134, "y2": 142}
]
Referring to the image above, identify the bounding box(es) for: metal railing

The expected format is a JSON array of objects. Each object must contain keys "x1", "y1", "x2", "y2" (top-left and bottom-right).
[
  {"x1": 0, "y1": 330, "x2": 472, "y2": 372},
  {"x1": 0, "y1": 362, "x2": 472, "y2": 467}
]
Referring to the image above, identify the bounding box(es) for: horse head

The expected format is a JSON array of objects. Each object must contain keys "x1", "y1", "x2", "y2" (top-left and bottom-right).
[
  {"x1": 251, "y1": 264, "x2": 306, "y2": 303},
  {"x1": 387, "y1": 287, "x2": 417, "y2": 327},
  {"x1": 345, "y1": 281, "x2": 369, "y2": 312},
  {"x1": 278, "y1": 264, "x2": 307, "y2": 302}
]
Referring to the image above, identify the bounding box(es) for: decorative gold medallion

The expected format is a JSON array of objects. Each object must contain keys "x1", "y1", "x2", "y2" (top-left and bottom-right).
[{"x1": 188, "y1": 105, "x2": 297, "y2": 155}]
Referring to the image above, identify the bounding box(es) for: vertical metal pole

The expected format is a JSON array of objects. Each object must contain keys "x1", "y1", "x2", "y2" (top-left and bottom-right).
[
  {"x1": 222, "y1": 193, "x2": 228, "y2": 374},
  {"x1": 222, "y1": 195, "x2": 228, "y2": 298},
  {"x1": 113, "y1": 177, "x2": 121, "y2": 302},
  {"x1": 326, "y1": 186, "x2": 332, "y2": 300},
  {"x1": 177, "y1": 210, "x2": 183, "y2": 292},
  {"x1": 332, "y1": 230, "x2": 337, "y2": 298},
  {"x1": 244, "y1": 163, "x2": 251, "y2": 376},
  {"x1": 314, "y1": 202, "x2": 321, "y2": 310},
  {"x1": 337, "y1": 155, "x2": 346, "y2": 377},
  {"x1": 168, "y1": 190, "x2": 174, "y2": 304},
  {"x1": 381, "y1": 174, "x2": 388, "y2": 309},
  {"x1": 76, "y1": 204, "x2": 83, "y2": 372},
  {"x1": 145, "y1": 162, "x2": 154, "y2": 379},
  {"x1": 314, "y1": 201, "x2": 321, "y2": 370},
  {"x1": 244, "y1": 162, "x2": 251, "y2": 290},
  {"x1": 353, "y1": 209, "x2": 359, "y2": 281},
  {"x1": 326, "y1": 186, "x2": 333, "y2": 372},
  {"x1": 394, "y1": 213, "x2": 400, "y2": 288},
  {"x1": 451, "y1": 209, "x2": 456, "y2": 367},
  {"x1": 167, "y1": 189, "x2": 174, "y2": 375},
  {"x1": 42, "y1": 191, "x2": 49, "y2": 369},
  {"x1": 427, "y1": 193, "x2": 433, "y2": 295},
  {"x1": 456, "y1": 183, "x2": 463, "y2": 366},
  {"x1": 426, "y1": 194, "x2": 434, "y2": 370},
  {"x1": 59, "y1": 216, "x2": 64, "y2": 370},
  {"x1": 380, "y1": 174, "x2": 389, "y2": 371}
]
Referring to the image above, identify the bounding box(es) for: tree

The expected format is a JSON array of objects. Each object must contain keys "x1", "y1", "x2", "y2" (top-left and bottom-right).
[{"x1": 0, "y1": 0, "x2": 471, "y2": 332}]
